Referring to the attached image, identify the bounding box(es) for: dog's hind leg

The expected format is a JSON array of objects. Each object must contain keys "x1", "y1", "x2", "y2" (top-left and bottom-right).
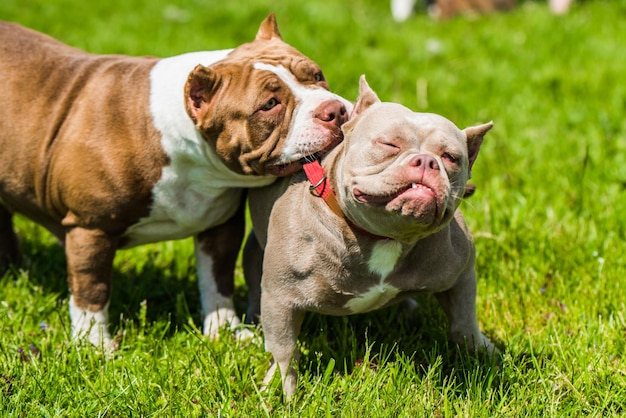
[{"x1": 0, "y1": 205, "x2": 22, "y2": 271}]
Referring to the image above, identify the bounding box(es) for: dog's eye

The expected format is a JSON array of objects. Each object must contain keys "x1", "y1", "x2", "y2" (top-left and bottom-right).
[
  {"x1": 375, "y1": 139, "x2": 400, "y2": 154},
  {"x1": 314, "y1": 72, "x2": 325, "y2": 82},
  {"x1": 442, "y1": 152, "x2": 458, "y2": 163},
  {"x1": 261, "y1": 98, "x2": 280, "y2": 111}
]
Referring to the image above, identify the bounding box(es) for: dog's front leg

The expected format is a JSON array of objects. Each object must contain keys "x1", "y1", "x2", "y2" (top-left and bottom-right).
[
  {"x1": 434, "y1": 267, "x2": 496, "y2": 354},
  {"x1": 194, "y1": 198, "x2": 246, "y2": 340},
  {"x1": 65, "y1": 227, "x2": 117, "y2": 350},
  {"x1": 261, "y1": 294, "x2": 305, "y2": 400}
]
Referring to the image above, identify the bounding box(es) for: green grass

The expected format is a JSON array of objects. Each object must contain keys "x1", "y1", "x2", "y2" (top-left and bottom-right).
[{"x1": 1, "y1": 0, "x2": 626, "y2": 416}]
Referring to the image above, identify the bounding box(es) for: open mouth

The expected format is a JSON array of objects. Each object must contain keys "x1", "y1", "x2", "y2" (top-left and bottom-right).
[
  {"x1": 354, "y1": 182, "x2": 436, "y2": 205},
  {"x1": 266, "y1": 134, "x2": 344, "y2": 177}
]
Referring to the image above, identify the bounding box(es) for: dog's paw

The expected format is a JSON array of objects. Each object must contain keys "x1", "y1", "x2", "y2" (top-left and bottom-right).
[
  {"x1": 203, "y1": 307, "x2": 241, "y2": 340},
  {"x1": 234, "y1": 326, "x2": 263, "y2": 346},
  {"x1": 69, "y1": 296, "x2": 114, "y2": 352}
]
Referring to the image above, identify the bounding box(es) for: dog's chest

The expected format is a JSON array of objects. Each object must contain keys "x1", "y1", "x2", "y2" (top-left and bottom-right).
[
  {"x1": 343, "y1": 240, "x2": 405, "y2": 313},
  {"x1": 123, "y1": 176, "x2": 241, "y2": 247},
  {"x1": 121, "y1": 52, "x2": 276, "y2": 247},
  {"x1": 122, "y1": 148, "x2": 274, "y2": 248},
  {"x1": 340, "y1": 238, "x2": 459, "y2": 314}
]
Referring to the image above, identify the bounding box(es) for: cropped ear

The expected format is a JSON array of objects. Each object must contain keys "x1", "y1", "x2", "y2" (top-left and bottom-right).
[
  {"x1": 352, "y1": 75, "x2": 380, "y2": 118},
  {"x1": 463, "y1": 121, "x2": 493, "y2": 177},
  {"x1": 184, "y1": 65, "x2": 221, "y2": 124},
  {"x1": 256, "y1": 13, "x2": 282, "y2": 41},
  {"x1": 342, "y1": 75, "x2": 381, "y2": 133}
]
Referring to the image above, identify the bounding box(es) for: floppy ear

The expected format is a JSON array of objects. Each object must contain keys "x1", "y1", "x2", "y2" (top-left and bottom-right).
[
  {"x1": 256, "y1": 13, "x2": 282, "y2": 41},
  {"x1": 463, "y1": 121, "x2": 493, "y2": 177},
  {"x1": 184, "y1": 65, "x2": 221, "y2": 125}
]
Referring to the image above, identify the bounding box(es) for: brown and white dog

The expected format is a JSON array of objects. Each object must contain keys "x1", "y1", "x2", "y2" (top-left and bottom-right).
[
  {"x1": 246, "y1": 77, "x2": 495, "y2": 399},
  {"x1": 0, "y1": 14, "x2": 351, "y2": 349}
]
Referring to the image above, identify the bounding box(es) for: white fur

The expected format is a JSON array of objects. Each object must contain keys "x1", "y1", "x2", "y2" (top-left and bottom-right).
[
  {"x1": 123, "y1": 51, "x2": 277, "y2": 247},
  {"x1": 124, "y1": 55, "x2": 352, "y2": 341},
  {"x1": 125, "y1": 58, "x2": 352, "y2": 247},
  {"x1": 253, "y1": 63, "x2": 353, "y2": 163},
  {"x1": 69, "y1": 295, "x2": 112, "y2": 348},
  {"x1": 345, "y1": 240, "x2": 403, "y2": 313},
  {"x1": 194, "y1": 239, "x2": 241, "y2": 338}
]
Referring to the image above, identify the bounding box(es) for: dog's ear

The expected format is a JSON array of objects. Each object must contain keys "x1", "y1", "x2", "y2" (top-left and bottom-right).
[
  {"x1": 352, "y1": 75, "x2": 380, "y2": 118},
  {"x1": 463, "y1": 121, "x2": 493, "y2": 177},
  {"x1": 256, "y1": 13, "x2": 283, "y2": 41},
  {"x1": 343, "y1": 75, "x2": 381, "y2": 133},
  {"x1": 184, "y1": 65, "x2": 221, "y2": 126}
]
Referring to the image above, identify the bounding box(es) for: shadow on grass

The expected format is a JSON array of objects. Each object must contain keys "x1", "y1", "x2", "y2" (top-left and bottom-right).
[
  {"x1": 295, "y1": 294, "x2": 509, "y2": 398},
  {"x1": 6, "y1": 229, "x2": 205, "y2": 338},
  {"x1": 9, "y1": 225, "x2": 516, "y2": 403}
]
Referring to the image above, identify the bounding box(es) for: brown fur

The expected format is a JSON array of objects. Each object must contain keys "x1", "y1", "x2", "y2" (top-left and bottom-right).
[
  {"x1": 431, "y1": 0, "x2": 516, "y2": 19},
  {"x1": 0, "y1": 15, "x2": 348, "y2": 347}
]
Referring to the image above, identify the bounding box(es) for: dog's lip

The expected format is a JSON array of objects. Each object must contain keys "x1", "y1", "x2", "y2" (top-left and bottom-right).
[
  {"x1": 353, "y1": 182, "x2": 436, "y2": 205},
  {"x1": 265, "y1": 134, "x2": 344, "y2": 177},
  {"x1": 265, "y1": 161, "x2": 301, "y2": 176}
]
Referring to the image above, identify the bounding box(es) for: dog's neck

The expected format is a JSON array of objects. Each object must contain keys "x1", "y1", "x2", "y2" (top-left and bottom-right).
[{"x1": 301, "y1": 158, "x2": 390, "y2": 241}]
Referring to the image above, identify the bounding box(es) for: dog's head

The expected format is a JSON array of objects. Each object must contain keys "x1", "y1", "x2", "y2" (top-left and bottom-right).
[
  {"x1": 184, "y1": 14, "x2": 351, "y2": 177},
  {"x1": 332, "y1": 76, "x2": 492, "y2": 243}
]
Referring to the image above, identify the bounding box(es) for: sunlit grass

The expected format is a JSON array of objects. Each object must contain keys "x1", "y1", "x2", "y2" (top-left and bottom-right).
[{"x1": 1, "y1": 0, "x2": 625, "y2": 416}]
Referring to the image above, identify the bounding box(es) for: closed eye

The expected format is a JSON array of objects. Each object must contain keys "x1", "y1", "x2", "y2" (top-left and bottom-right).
[
  {"x1": 375, "y1": 139, "x2": 400, "y2": 153},
  {"x1": 442, "y1": 152, "x2": 458, "y2": 163}
]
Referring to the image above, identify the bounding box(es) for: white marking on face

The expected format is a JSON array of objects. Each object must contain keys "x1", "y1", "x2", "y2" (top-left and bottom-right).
[
  {"x1": 345, "y1": 240, "x2": 403, "y2": 313},
  {"x1": 126, "y1": 51, "x2": 278, "y2": 246},
  {"x1": 253, "y1": 62, "x2": 353, "y2": 163},
  {"x1": 194, "y1": 238, "x2": 241, "y2": 339}
]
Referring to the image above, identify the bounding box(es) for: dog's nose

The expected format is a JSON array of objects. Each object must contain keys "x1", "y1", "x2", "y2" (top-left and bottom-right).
[
  {"x1": 409, "y1": 154, "x2": 440, "y2": 171},
  {"x1": 313, "y1": 100, "x2": 349, "y2": 128}
]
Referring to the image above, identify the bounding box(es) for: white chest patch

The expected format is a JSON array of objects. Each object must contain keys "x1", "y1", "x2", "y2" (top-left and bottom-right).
[
  {"x1": 345, "y1": 240, "x2": 403, "y2": 313},
  {"x1": 123, "y1": 51, "x2": 277, "y2": 247}
]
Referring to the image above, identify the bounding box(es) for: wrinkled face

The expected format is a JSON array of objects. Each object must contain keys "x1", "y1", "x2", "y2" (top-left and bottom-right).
[
  {"x1": 185, "y1": 35, "x2": 352, "y2": 177},
  {"x1": 336, "y1": 104, "x2": 472, "y2": 242}
]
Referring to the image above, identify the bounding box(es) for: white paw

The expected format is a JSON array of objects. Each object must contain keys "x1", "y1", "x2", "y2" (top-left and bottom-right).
[
  {"x1": 234, "y1": 326, "x2": 262, "y2": 346},
  {"x1": 235, "y1": 327, "x2": 255, "y2": 341},
  {"x1": 203, "y1": 307, "x2": 241, "y2": 340},
  {"x1": 69, "y1": 296, "x2": 114, "y2": 351}
]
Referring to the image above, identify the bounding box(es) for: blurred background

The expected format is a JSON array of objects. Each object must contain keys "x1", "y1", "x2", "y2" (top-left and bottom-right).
[{"x1": 1, "y1": 0, "x2": 625, "y2": 414}]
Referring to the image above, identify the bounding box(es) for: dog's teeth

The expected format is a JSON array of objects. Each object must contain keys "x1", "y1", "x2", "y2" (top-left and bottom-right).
[{"x1": 411, "y1": 183, "x2": 417, "y2": 188}]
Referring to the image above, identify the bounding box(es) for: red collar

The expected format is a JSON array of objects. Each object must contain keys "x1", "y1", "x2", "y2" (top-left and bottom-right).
[{"x1": 301, "y1": 158, "x2": 390, "y2": 241}]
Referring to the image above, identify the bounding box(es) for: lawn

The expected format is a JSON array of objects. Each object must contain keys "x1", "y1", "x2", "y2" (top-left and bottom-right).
[{"x1": 1, "y1": 0, "x2": 625, "y2": 416}]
